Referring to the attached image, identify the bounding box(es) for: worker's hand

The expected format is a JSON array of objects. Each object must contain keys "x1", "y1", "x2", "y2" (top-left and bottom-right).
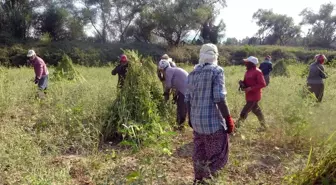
[
  {"x1": 34, "y1": 77, "x2": 39, "y2": 84},
  {"x1": 163, "y1": 92, "x2": 169, "y2": 101},
  {"x1": 225, "y1": 115, "x2": 235, "y2": 134},
  {"x1": 244, "y1": 87, "x2": 252, "y2": 92}
]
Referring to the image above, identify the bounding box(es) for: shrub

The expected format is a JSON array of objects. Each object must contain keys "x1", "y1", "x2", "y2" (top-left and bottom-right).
[{"x1": 273, "y1": 59, "x2": 290, "y2": 77}]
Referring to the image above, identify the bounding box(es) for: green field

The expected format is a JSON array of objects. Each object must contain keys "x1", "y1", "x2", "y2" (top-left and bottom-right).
[{"x1": 1, "y1": 64, "x2": 336, "y2": 185}]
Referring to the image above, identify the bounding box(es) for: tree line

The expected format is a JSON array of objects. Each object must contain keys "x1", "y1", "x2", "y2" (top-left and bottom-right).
[
  {"x1": 225, "y1": 3, "x2": 336, "y2": 48},
  {"x1": 0, "y1": 1, "x2": 335, "y2": 48}
]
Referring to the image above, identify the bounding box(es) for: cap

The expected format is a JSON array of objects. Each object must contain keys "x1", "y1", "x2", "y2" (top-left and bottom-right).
[
  {"x1": 243, "y1": 56, "x2": 259, "y2": 65},
  {"x1": 27, "y1": 50, "x2": 36, "y2": 57}
]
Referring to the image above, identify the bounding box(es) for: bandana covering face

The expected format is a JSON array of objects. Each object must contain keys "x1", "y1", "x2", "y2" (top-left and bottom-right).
[{"x1": 198, "y1": 43, "x2": 219, "y2": 66}]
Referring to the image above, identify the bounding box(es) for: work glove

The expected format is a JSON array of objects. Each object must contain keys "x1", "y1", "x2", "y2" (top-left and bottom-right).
[{"x1": 225, "y1": 115, "x2": 235, "y2": 134}]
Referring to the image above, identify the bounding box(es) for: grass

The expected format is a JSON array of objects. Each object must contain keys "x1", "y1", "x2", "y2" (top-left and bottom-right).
[{"x1": 0, "y1": 63, "x2": 336, "y2": 185}]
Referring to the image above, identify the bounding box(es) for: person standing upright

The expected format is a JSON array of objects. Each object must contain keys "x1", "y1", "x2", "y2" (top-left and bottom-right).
[
  {"x1": 307, "y1": 54, "x2": 328, "y2": 102},
  {"x1": 185, "y1": 43, "x2": 234, "y2": 184},
  {"x1": 237, "y1": 56, "x2": 267, "y2": 131},
  {"x1": 259, "y1": 55, "x2": 273, "y2": 86},
  {"x1": 112, "y1": 54, "x2": 129, "y2": 88}
]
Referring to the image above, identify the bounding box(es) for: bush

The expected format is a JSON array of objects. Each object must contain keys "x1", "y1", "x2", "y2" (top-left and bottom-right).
[{"x1": 272, "y1": 59, "x2": 290, "y2": 77}]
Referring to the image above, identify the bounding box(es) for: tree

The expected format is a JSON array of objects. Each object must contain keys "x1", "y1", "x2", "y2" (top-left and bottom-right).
[
  {"x1": 225, "y1": 37, "x2": 239, "y2": 45},
  {"x1": 300, "y1": 3, "x2": 336, "y2": 48},
  {"x1": 149, "y1": 0, "x2": 225, "y2": 46},
  {"x1": 0, "y1": 0, "x2": 36, "y2": 39},
  {"x1": 36, "y1": 5, "x2": 69, "y2": 41},
  {"x1": 253, "y1": 9, "x2": 301, "y2": 45},
  {"x1": 201, "y1": 19, "x2": 226, "y2": 44}
]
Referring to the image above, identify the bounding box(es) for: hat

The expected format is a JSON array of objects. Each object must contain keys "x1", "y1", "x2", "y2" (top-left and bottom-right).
[
  {"x1": 243, "y1": 56, "x2": 259, "y2": 65},
  {"x1": 161, "y1": 54, "x2": 170, "y2": 60},
  {"x1": 265, "y1": 55, "x2": 271, "y2": 60},
  {"x1": 27, "y1": 50, "x2": 36, "y2": 57},
  {"x1": 158, "y1": 59, "x2": 170, "y2": 70}
]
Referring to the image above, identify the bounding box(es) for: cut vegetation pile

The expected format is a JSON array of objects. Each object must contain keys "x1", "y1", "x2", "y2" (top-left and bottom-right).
[
  {"x1": 273, "y1": 59, "x2": 290, "y2": 77},
  {"x1": 52, "y1": 54, "x2": 86, "y2": 82},
  {"x1": 102, "y1": 50, "x2": 176, "y2": 149}
]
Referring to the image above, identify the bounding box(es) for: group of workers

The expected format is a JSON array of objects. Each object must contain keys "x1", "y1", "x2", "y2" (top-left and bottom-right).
[{"x1": 26, "y1": 46, "x2": 328, "y2": 184}]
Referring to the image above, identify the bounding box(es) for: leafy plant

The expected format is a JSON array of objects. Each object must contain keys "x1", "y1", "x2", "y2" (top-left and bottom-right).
[{"x1": 102, "y1": 50, "x2": 175, "y2": 149}]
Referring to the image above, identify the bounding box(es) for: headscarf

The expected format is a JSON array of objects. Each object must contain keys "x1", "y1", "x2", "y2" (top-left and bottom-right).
[
  {"x1": 315, "y1": 54, "x2": 327, "y2": 64},
  {"x1": 198, "y1": 43, "x2": 219, "y2": 66}
]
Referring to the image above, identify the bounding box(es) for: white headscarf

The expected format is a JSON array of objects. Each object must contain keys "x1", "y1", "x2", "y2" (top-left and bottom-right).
[{"x1": 198, "y1": 43, "x2": 219, "y2": 66}]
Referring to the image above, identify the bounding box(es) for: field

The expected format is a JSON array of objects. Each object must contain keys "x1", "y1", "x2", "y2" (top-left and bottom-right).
[{"x1": 1, "y1": 63, "x2": 336, "y2": 185}]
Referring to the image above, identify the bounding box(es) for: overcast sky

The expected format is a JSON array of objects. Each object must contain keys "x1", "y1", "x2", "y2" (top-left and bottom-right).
[{"x1": 220, "y1": 0, "x2": 335, "y2": 40}]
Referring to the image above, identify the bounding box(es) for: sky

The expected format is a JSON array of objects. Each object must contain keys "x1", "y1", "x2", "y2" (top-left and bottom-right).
[{"x1": 219, "y1": 0, "x2": 335, "y2": 40}]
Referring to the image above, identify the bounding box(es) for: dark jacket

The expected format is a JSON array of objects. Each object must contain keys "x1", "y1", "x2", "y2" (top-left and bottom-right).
[
  {"x1": 112, "y1": 63, "x2": 128, "y2": 87},
  {"x1": 259, "y1": 60, "x2": 273, "y2": 76}
]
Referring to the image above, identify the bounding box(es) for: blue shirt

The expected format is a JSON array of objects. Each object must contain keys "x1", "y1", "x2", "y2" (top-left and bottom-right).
[
  {"x1": 259, "y1": 60, "x2": 273, "y2": 76},
  {"x1": 185, "y1": 64, "x2": 227, "y2": 134}
]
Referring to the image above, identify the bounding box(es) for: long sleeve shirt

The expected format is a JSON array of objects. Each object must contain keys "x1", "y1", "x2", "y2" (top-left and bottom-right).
[
  {"x1": 185, "y1": 64, "x2": 227, "y2": 134},
  {"x1": 164, "y1": 67, "x2": 188, "y2": 95},
  {"x1": 259, "y1": 60, "x2": 273, "y2": 76},
  {"x1": 307, "y1": 62, "x2": 327, "y2": 84},
  {"x1": 32, "y1": 57, "x2": 49, "y2": 79},
  {"x1": 243, "y1": 67, "x2": 266, "y2": 101}
]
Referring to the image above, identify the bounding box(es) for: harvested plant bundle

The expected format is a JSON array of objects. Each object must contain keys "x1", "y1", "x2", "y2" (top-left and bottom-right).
[{"x1": 102, "y1": 50, "x2": 175, "y2": 147}]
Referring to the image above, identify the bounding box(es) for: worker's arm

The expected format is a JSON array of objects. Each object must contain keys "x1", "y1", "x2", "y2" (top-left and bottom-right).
[
  {"x1": 185, "y1": 76, "x2": 192, "y2": 128},
  {"x1": 319, "y1": 65, "x2": 327, "y2": 79},
  {"x1": 111, "y1": 65, "x2": 120, "y2": 75},
  {"x1": 34, "y1": 61, "x2": 43, "y2": 80},
  {"x1": 163, "y1": 70, "x2": 173, "y2": 100},
  {"x1": 213, "y1": 70, "x2": 234, "y2": 133}
]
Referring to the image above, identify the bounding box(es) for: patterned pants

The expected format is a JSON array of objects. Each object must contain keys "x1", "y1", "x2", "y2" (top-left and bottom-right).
[{"x1": 193, "y1": 129, "x2": 229, "y2": 182}]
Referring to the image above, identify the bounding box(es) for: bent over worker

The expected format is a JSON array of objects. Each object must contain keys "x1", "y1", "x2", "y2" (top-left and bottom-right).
[
  {"x1": 158, "y1": 59, "x2": 188, "y2": 130},
  {"x1": 27, "y1": 50, "x2": 49, "y2": 92}
]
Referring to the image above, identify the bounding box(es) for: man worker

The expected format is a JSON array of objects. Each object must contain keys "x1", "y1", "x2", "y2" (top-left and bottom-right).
[
  {"x1": 112, "y1": 54, "x2": 128, "y2": 88},
  {"x1": 27, "y1": 50, "x2": 49, "y2": 97},
  {"x1": 259, "y1": 55, "x2": 273, "y2": 86},
  {"x1": 237, "y1": 56, "x2": 267, "y2": 131},
  {"x1": 158, "y1": 59, "x2": 188, "y2": 130}
]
